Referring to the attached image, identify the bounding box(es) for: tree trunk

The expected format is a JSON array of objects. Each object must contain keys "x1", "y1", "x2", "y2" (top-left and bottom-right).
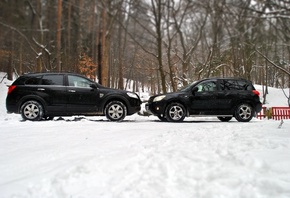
[
  {"x1": 56, "y1": 0, "x2": 62, "y2": 71},
  {"x1": 7, "y1": 51, "x2": 13, "y2": 80},
  {"x1": 99, "y1": 4, "x2": 109, "y2": 86},
  {"x1": 152, "y1": 0, "x2": 166, "y2": 93}
]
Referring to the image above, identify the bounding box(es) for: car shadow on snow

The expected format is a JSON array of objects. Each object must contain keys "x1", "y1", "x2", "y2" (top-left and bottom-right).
[
  {"x1": 53, "y1": 116, "x2": 140, "y2": 123},
  {"x1": 51, "y1": 116, "x2": 256, "y2": 123},
  {"x1": 152, "y1": 120, "x2": 224, "y2": 123}
]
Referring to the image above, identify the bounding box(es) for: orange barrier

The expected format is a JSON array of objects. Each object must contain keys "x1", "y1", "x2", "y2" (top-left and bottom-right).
[
  {"x1": 256, "y1": 106, "x2": 267, "y2": 119},
  {"x1": 272, "y1": 107, "x2": 290, "y2": 120},
  {"x1": 257, "y1": 107, "x2": 290, "y2": 120}
]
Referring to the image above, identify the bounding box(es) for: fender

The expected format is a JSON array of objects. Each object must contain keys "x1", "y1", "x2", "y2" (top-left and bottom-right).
[
  {"x1": 17, "y1": 95, "x2": 48, "y2": 113},
  {"x1": 231, "y1": 99, "x2": 255, "y2": 114},
  {"x1": 162, "y1": 95, "x2": 190, "y2": 115},
  {"x1": 99, "y1": 93, "x2": 130, "y2": 112}
]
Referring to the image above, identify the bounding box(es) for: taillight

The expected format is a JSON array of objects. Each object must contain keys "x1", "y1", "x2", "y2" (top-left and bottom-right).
[
  {"x1": 252, "y1": 90, "x2": 260, "y2": 96},
  {"x1": 7, "y1": 85, "x2": 16, "y2": 94}
]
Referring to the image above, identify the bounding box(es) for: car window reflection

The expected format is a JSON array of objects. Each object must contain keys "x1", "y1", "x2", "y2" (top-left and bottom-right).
[
  {"x1": 197, "y1": 81, "x2": 217, "y2": 92},
  {"x1": 68, "y1": 75, "x2": 91, "y2": 88}
]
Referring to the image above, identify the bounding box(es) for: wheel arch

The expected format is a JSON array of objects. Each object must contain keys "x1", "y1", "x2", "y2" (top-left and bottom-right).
[
  {"x1": 101, "y1": 95, "x2": 130, "y2": 114},
  {"x1": 17, "y1": 95, "x2": 47, "y2": 113},
  {"x1": 164, "y1": 99, "x2": 189, "y2": 116},
  {"x1": 233, "y1": 100, "x2": 255, "y2": 113}
]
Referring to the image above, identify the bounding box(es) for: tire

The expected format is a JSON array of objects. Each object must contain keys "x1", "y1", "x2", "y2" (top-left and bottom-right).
[
  {"x1": 105, "y1": 101, "x2": 127, "y2": 121},
  {"x1": 20, "y1": 100, "x2": 44, "y2": 121},
  {"x1": 234, "y1": 103, "x2": 254, "y2": 122},
  {"x1": 217, "y1": 117, "x2": 232, "y2": 122},
  {"x1": 165, "y1": 102, "x2": 186, "y2": 122}
]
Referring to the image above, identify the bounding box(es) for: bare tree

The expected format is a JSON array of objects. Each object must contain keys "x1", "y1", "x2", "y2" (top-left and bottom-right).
[{"x1": 56, "y1": 0, "x2": 62, "y2": 71}]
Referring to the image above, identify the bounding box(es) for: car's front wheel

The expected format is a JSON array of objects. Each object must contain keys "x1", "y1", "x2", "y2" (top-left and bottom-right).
[
  {"x1": 105, "y1": 101, "x2": 127, "y2": 121},
  {"x1": 20, "y1": 100, "x2": 44, "y2": 121},
  {"x1": 165, "y1": 102, "x2": 186, "y2": 122},
  {"x1": 235, "y1": 103, "x2": 254, "y2": 122}
]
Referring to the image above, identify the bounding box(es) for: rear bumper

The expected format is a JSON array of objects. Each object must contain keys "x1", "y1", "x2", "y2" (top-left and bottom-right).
[
  {"x1": 255, "y1": 102, "x2": 263, "y2": 113},
  {"x1": 6, "y1": 104, "x2": 19, "y2": 114}
]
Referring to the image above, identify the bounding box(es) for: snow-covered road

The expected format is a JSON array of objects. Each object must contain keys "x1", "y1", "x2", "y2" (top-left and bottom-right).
[{"x1": 0, "y1": 115, "x2": 289, "y2": 198}]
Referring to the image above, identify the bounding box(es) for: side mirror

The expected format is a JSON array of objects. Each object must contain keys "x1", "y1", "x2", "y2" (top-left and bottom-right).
[
  {"x1": 90, "y1": 83, "x2": 98, "y2": 89},
  {"x1": 192, "y1": 87, "x2": 198, "y2": 95}
]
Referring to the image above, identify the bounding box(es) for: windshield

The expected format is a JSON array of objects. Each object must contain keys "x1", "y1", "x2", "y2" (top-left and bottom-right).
[{"x1": 180, "y1": 81, "x2": 199, "y2": 92}]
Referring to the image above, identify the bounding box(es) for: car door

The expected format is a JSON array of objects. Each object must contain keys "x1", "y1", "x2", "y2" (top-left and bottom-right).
[
  {"x1": 189, "y1": 80, "x2": 219, "y2": 115},
  {"x1": 66, "y1": 74, "x2": 100, "y2": 113},
  {"x1": 38, "y1": 74, "x2": 67, "y2": 112},
  {"x1": 217, "y1": 79, "x2": 248, "y2": 114}
]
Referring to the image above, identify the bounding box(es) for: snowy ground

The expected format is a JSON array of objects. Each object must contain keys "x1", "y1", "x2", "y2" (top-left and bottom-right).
[{"x1": 0, "y1": 73, "x2": 290, "y2": 198}]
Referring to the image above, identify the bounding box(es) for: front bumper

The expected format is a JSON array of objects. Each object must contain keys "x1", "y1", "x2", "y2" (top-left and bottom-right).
[
  {"x1": 127, "y1": 98, "x2": 142, "y2": 115},
  {"x1": 145, "y1": 102, "x2": 165, "y2": 116}
]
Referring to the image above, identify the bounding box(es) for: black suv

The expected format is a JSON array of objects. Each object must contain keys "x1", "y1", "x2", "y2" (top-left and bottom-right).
[
  {"x1": 146, "y1": 78, "x2": 262, "y2": 122},
  {"x1": 6, "y1": 72, "x2": 142, "y2": 121}
]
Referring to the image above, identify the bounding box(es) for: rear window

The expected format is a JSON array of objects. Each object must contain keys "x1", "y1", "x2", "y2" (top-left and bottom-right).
[
  {"x1": 12, "y1": 76, "x2": 28, "y2": 85},
  {"x1": 13, "y1": 76, "x2": 42, "y2": 85},
  {"x1": 40, "y1": 75, "x2": 64, "y2": 85},
  {"x1": 221, "y1": 80, "x2": 253, "y2": 91},
  {"x1": 25, "y1": 76, "x2": 42, "y2": 85}
]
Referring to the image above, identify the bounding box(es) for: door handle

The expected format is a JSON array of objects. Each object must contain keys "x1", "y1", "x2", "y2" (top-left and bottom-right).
[
  {"x1": 68, "y1": 90, "x2": 76, "y2": 93},
  {"x1": 37, "y1": 88, "x2": 45, "y2": 91}
]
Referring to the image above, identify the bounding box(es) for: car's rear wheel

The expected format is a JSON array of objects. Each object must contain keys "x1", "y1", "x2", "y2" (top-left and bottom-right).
[
  {"x1": 217, "y1": 116, "x2": 232, "y2": 122},
  {"x1": 105, "y1": 101, "x2": 127, "y2": 121},
  {"x1": 165, "y1": 102, "x2": 186, "y2": 122},
  {"x1": 235, "y1": 103, "x2": 254, "y2": 122},
  {"x1": 20, "y1": 100, "x2": 44, "y2": 121}
]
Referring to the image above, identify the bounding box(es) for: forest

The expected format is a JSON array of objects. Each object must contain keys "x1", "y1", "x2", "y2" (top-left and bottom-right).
[{"x1": 0, "y1": 0, "x2": 289, "y2": 95}]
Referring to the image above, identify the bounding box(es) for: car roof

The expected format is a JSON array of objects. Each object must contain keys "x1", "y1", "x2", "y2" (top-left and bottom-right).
[
  {"x1": 204, "y1": 77, "x2": 248, "y2": 80},
  {"x1": 21, "y1": 72, "x2": 77, "y2": 76},
  {"x1": 201, "y1": 77, "x2": 251, "y2": 82}
]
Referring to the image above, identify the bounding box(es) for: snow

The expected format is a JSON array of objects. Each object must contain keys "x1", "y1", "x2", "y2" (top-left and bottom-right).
[
  {"x1": 255, "y1": 85, "x2": 289, "y2": 107},
  {"x1": 0, "y1": 73, "x2": 290, "y2": 198}
]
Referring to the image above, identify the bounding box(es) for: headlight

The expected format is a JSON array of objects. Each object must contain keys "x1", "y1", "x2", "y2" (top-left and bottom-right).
[
  {"x1": 127, "y1": 92, "x2": 139, "y2": 99},
  {"x1": 153, "y1": 95, "x2": 166, "y2": 102}
]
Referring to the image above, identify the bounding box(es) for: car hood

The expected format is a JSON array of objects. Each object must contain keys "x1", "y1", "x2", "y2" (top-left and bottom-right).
[
  {"x1": 98, "y1": 86, "x2": 141, "y2": 100},
  {"x1": 150, "y1": 91, "x2": 187, "y2": 100}
]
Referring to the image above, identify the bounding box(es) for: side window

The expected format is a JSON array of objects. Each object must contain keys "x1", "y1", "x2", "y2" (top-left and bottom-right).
[
  {"x1": 68, "y1": 75, "x2": 92, "y2": 88},
  {"x1": 237, "y1": 80, "x2": 253, "y2": 90},
  {"x1": 25, "y1": 76, "x2": 42, "y2": 85},
  {"x1": 197, "y1": 81, "x2": 217, "y2": 92},
  {"x1": 41, "y1": 75, "x2": 64, "y2": 85},
  {"x1": 221, "y1": 80, "x2": 235, "y2": 90},
  {"x1": 221, "y1": 80, "x2": 252, "y2": 91}
]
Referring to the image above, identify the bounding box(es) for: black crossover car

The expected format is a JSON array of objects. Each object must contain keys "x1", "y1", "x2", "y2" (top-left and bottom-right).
[
  {"x1": 146, "y1": 78, "x2": 262, "y2": 122},
  {"x1": 6, "y1": 72, "x2": 142, "y2": 121}
]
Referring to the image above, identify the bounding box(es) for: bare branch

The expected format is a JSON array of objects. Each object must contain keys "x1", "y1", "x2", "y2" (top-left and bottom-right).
[
  {"x1": 255, "y1": 47, "x2": 290, "y2": 76},
  {"x1": 0, "y1": 21, "x2": 38, "y2": 55}
]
